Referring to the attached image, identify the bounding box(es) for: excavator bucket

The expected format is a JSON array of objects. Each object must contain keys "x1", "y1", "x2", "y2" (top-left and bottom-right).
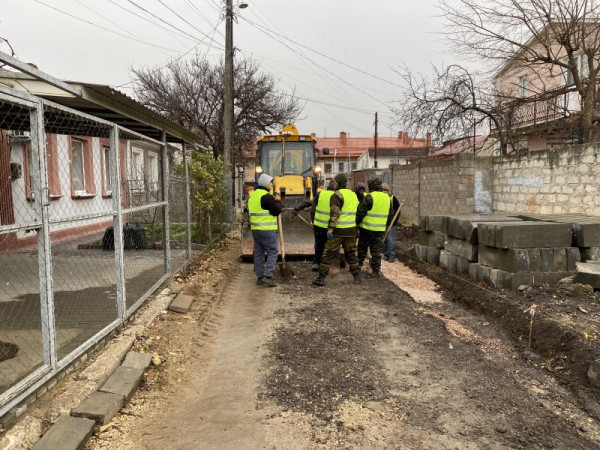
[{"x1": 240, "y1": 207, "x2": 315, "y2": 262}]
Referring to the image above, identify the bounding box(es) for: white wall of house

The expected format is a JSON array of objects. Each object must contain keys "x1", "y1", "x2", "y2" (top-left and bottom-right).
[{"x1": 356, "y1": 151, "x2": 408, "y2": 170}]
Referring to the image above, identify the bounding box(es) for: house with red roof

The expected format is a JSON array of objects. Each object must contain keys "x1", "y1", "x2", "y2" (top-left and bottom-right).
[{"x1": 315, "y1": 131, "x2": 431, "y2": 182}]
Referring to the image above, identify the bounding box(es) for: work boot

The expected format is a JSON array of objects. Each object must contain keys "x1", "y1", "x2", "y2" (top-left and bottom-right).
[
  {"x1": 388, "y1": 257, "x2": 395, "y2": 263},
  {"x1": 353, "y1": 274, "x2": 363, "y2": 284},
  {"x1": 312, "y1": 275, "x2": 326, "y2": 286},
  {"x1": 339, "y1": 258, "x2": 346, "y2": 269},
  {"x1": 383, "y1": 255, "x2": 389, "y2": 261},
  {"x1": 262, "y1": 277, "x2": 277, "y2": 287},
  {"x1": 311, "y1": 263, "x2": 320, "y2": 272},
  {"x1": 371, "y1": 270, "x2": 382, "y2": 277},
  {"x1": 256, "y1": 278, "x2": 264, "y2": 286}
]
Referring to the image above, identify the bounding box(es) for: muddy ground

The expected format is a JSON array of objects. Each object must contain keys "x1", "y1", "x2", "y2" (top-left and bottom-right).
[{"x1": 85, "y1": 229, "x2": 600, "y2": 449}]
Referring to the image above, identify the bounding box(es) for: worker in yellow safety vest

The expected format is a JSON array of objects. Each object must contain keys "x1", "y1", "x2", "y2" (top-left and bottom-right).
[
  {"x1": 248, "y1": 173, "x2": 282, "y2": 287},
  {"x1": 356, "y1": 178, "x2": 393, "y2": 277},
  {"x1": 312, "y1": 173, "x2": 363, "y2": 286}
]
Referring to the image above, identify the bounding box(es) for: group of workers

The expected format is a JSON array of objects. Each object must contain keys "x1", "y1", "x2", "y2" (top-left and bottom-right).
[{"x1": 248, "y1": 172, "x2": 400, "y2": 288}]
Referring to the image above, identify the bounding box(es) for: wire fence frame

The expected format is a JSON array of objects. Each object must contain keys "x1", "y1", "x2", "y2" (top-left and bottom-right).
[{"x1": 0, "y1": 87, "x2": 195, "y2": 418}]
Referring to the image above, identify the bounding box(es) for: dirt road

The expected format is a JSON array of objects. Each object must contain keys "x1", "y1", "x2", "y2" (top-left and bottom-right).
[{"x1": 88, "y1": 241, "x2": 600, "y2": 449}]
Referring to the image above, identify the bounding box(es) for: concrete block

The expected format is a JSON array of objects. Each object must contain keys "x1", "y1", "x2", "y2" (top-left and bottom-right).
[
  {"x1": 478, "y1": 222, "x2": 572, "y2": 249},
  {"x1": 418, "y1": 230, "x2": 445, "y2": 249},
  {"x1": 32, "y1": 416, "x2": 95, "y2": 450},
  {"x1": 425, "y1": 247, "x2": 441, "y2": 266},
  {"x1": 98, "y1": 366, "x2": 144, "y2": 402},
  {"x1": 420, "y1": 215, "x2": 444, "y2": 232},
  {"x1": 478, "y1": 246, "x2": 531, "y2": 272},
  {"x1": 566, "y1": 247, "x2": 581, "y2": 271},
  {"x1": 169, "y1": 293, "x2": 194, "y2": 314},
  {"x1": 445, "y1": 236, "x2": 477, "y2": 261},
  {"x1": 527, "y1": 248, "x2": 541, "y2": 273},
  {"x1": 489, "y1": 269, "x2": 572, "y2": 290},
  {"x1": 469, "y1": 263, "x2": 479, "y2": 281},
  {"x1": 440, "y1": 250, "x2": 456, "y2": 273},
  {"x1": 70, "y1": 391, "x2": 123, "y2": 425},
  {"x1": 580, "y1": 247, "x2": 600, "y2": 261},
  {"x1": 574, "y1": 262, "x2": 600, "y2": 289},
  {"x1": 573, "y1": 223, "x2": 600, "y2": 247},
  {"x1": 540, "y1": 248, "x2": 555, "y2": 272},
  {"x1": 455, "y1": 255, "x2": 471, "y2": 274},
  {"x1": 122, "y1": 352, "x2": 153, "y2": 371},
  {"x1": 553, "y1": 248, "x2": 568, "y2": 272}
]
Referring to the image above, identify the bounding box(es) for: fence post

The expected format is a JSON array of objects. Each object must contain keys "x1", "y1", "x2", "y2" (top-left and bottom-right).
[
  {"x1": 111, "y1": 125, "x2": 126, "y2": 318},
  {"x1": 31, "y1": 101, "x2": 57, "y2": 369},
  {"x1": 161, "y1": 131, "x2": 171, "y2": 273},
  {"x1": 182, "y1": 141, "x2": 192, "y2": 259}
]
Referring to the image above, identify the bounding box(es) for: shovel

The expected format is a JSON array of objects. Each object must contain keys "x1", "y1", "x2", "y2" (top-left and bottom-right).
[
  {"x1": 295, "y1": 212, "x2": 314, "y2": 229},
  {"x1": 384, "y1": 200, "x2": 404, "y2": 241},
  {"x1": 277, "y1": 215, "x2": 294, "y2": 278}
]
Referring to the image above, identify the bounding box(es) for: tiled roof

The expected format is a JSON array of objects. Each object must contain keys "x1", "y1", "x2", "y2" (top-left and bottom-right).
[
  {"x1": 316, "y1": 136, "x2": 427, "y2": 150},
  {"x1": 432, "y1": 135, "x2": 488, "y2": 157}
]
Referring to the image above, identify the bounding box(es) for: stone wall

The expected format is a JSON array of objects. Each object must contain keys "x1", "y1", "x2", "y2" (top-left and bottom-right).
[
  {"x1": 389, "y1": 144, "x2": 600, "y2": 225},
  {"x1": 492, "y1": 144, "x2": 600, "y2": 215}
]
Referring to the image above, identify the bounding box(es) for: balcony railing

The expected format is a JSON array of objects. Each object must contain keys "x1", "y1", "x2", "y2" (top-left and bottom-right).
[{"x1": 491, "y1": 87, "x2": 583, "y2": 131}]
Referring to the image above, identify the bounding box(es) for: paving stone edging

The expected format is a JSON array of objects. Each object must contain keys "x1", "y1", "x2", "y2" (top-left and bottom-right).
[
  {"x1": 0, "y1": 287, "x2": 176, "y2": 450},
  {"x1": 32, "y1": 352, "x2": 152, "y2": 449}
]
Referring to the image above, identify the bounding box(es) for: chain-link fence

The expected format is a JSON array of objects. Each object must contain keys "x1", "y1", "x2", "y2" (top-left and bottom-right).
[{"x1": 0, "y1": 85, "x2": 199, "y2": 417}]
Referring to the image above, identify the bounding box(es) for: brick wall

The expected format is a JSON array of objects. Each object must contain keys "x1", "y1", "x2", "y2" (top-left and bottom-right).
[{"x1": 389, "y1": 144, "x2": 600, "y2": 225}]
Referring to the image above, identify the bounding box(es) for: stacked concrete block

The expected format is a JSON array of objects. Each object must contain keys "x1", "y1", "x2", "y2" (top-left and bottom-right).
[
  {"x1": 475, "y1": 221, "x2": 578, "y2": 290},
  {"x1": 439, "y1": 215, "x2": 521, "y2": 275},
  {"x1": 415, "y1": 215, "x2": 445, "y2": 265},
  {"x1": 519, "y1": 214, "x2": 600, "y2": 262}
]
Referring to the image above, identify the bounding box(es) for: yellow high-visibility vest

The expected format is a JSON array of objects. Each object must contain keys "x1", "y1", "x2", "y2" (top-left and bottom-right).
[
  {"x1": 360, "y1": 191, "x2": 390, "y2": 232},
  {"x1": 313, "y1": 190, "x2": 334, "y2": 229},
  {"x1": 336, "y1": 189, "x2": 358, "y2": 228},
  {"x1": 248, "y1": 189, "x2": 277, "y2": 230}
]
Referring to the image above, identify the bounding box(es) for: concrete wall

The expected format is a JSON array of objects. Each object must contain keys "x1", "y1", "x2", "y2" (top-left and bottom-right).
[{"x1": 389, "y1": 143, "x2": 600, "y2": 225}]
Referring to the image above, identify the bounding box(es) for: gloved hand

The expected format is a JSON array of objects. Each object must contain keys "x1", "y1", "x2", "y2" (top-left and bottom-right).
[{"x1": 327, "y1": 231, "x2": 334, "y2": 240}]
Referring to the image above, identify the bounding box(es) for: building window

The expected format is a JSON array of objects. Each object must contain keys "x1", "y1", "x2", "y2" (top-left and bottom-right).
[
  {"x1": 564, "y1": 54, "x2": 589, "y2": 87},
  {"x1": 389, "y1": 159, "x2": 400, "y2": 165},
  {"x1": 338, "y1": 162, "x2": 345, "y2": 173},
  {"x1": 147, "y1": 152, "x2": 159, "y2": 193},
  {"x1": 517, "y1": 138, "x2": 528, "y2": 153},
  {"x1": 70, "y1": 137, "x2": 95, "y2": 197},
  {"x1": 324, "y1": 163, "x2": 332, "y2": 173},
  {"x1": 102, "y1": 146, "x2": 112, "y2": 195},
  {"x1": 72, "y1": 140, "x2": 85, "y2": 193},
  {"x1": 518, "y1": 75, "x2": 528, "y2": 98},
  {"x1": 131, "y1": 149, "x2": 144, "y2": 191},
  {"x1": 351, "y1": 162, "x2": 357, "y2": 170}
]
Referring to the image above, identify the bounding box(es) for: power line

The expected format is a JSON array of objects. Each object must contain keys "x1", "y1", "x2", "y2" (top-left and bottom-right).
[
  {"x1": 32, "y1": 0, "x2": 180, "y2": 53},
  {"x1": 156, "y1": 0, "x2": 221, "y2": 43}
]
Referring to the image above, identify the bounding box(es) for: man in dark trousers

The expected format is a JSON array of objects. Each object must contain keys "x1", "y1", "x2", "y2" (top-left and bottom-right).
[
  {"x1": 382, "y1": 183, "x2": 401, "y2": 262},
  {"x1": 356, "y1": 178, "x2": 393, "y2": 277},
  {"x1": 312, "y1": 173, "x2": 362, "y2": 286},
  {"x1": 308, "y1": 180, "x2": 335, "y2": 271},
  {"x1": 248, "y1": 173, "x2": 282, "y2": 287}
]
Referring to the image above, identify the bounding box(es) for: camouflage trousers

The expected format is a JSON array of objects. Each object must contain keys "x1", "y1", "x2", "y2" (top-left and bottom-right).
[
  {"x1": 318, "y1": 234, "x2": 360, "y2": 277},
  {"x1": 357, "y1": 228, "x2": 384, "y2": 271}
]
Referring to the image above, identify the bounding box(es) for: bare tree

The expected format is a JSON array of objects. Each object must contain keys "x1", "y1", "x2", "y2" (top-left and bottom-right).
[
  {"x1": 439, "y1": 0, "x2": 600, "y2": 144},
  {"x1": 133, "y1": 54, "x2": 303, "y2": 161},
  {"x1": 393, "y1": 64, "x2": 514, "y2": 154}
]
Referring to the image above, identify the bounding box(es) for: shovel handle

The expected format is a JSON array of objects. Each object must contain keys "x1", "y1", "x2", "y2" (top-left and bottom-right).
[
  {"x1": 277, "y1": 214, "x2": 286, "y2": 261},
  {"x1": 384, "y1": 201, "x2": 404, "y2": 241}
]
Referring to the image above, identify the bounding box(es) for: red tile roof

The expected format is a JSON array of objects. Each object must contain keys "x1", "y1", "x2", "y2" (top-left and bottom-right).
[{"x1": 432, "y1": 135, "x2": 488, "y2": 157}]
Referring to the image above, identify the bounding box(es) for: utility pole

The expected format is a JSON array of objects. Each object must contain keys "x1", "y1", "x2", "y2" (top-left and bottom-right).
[
  {"x1": 223, "y1": 0, "x2": 234, "y2": 222},
  {"x1": 374, "y1": 112, "x2": 378, "y2": 169}
]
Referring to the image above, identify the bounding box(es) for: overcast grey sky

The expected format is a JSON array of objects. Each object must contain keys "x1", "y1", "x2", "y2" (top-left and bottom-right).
[{"x1": 0, "y1": 0, "x2": 449, "y2": 138}]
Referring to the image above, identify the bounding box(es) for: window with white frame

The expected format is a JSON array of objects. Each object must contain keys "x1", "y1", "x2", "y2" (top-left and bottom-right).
[
  {"x1": 147, "y1": 152, "x2": 159, "y2": 193},
  {"x1": 564, "y1": 54, "x2": 589, "y2": 87},
  {"x1": 72, "y1": 140, "x2": 85, "y2": 193},
  {"x1": 518, "y1": 75, "x2": 528, "y2": 98},
  {"x1": 103, "y1": 146, "x2": 112, "y2": 194},
  {"x1": 351, "y1": 162, "x2": 357, "y2": 170},
  {"x1": 324, "y1": 163, "x2": 332, "y2": 173},
  {"x1": 338, "y1": 161, "x2": 345, "y2": 173},
  {"x1": 131, "y1": 149, "x2": 144, "y2": 191}
]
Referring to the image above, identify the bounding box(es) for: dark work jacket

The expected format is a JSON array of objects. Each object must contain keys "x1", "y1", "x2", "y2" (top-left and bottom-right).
[
  {"x1": 389, "y1": 194, "x2": 401, "y2": 226},
  {"x1": 256, "y1": 187, "x2": 282, "y2": 216},
  {"x1": 356, "y1": 191, "x2": 393, "y2": 229}
]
